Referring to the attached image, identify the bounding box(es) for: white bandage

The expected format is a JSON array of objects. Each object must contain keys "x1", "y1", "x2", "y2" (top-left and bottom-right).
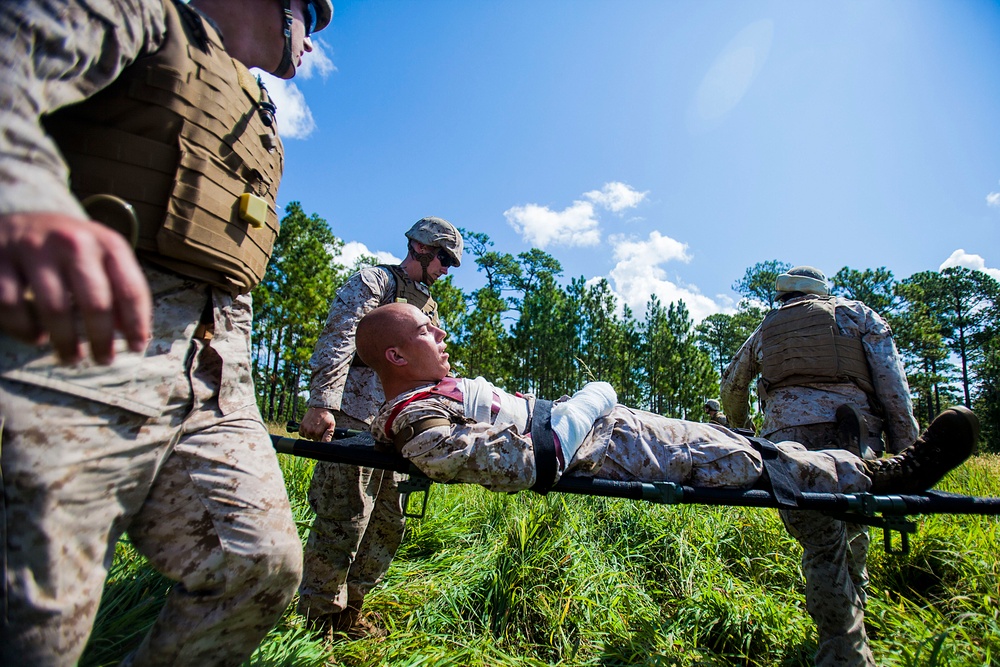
[
  {"x1": 462, "y1": 376, "x2": 495, "y2": 423},
  {"x1": 550, "y1": 382, "x2": 617, "y2": 465}
]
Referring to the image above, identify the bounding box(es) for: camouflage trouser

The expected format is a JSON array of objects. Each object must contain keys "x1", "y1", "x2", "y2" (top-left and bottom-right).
[
  {"x1": 297, "y1": 412, "x2": 406, "y2": 619},
  {"x1": 771, "y1": 423, "x2": 875, "y2": 667},
  {"x1": 0, "y1": 267, "x2": 302, "y2": 667}
]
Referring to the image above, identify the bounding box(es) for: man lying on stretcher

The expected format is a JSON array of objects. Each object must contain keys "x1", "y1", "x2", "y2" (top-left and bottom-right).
[{"x1": 357, "y1": 303, "x2": 978, "y2": 499}]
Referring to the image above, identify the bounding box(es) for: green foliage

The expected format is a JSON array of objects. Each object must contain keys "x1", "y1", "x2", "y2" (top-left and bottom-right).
[
  {"x1": 831, "y1": 266, "x2": 899, "y2": 315},
  {"x1": 732, "y1": 260, "x2": 791, "y2": 309},
  {"x1": 897, "y1": 268, "x2": 1000, "y2": 448},
  {"x1": 252, "y1": 202, "x2": 349, "y2": 424},
  {"x1": 79, "y1": 539, "x2": 171, "y2": 666},
  {"x1": 641, "y1": 298, "x2": 715, "y2": 419},
  {"x1": 509, "y1": 272, "x2": 579, "y2": 398},
  {"x1": 695, "y1": 303, "x2": 765, "y2": 378},
  {"x1": 248, "y1": 207, "x2": 1000, "y2": 448},
  {"x1": 974, "y1": 337, "x2": 1000, "y2": 453}
]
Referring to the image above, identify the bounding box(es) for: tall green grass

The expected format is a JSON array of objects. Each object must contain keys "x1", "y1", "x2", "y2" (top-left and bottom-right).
[{"x1": 81, "y1": 454, "x2": 1000, "y2": 666}]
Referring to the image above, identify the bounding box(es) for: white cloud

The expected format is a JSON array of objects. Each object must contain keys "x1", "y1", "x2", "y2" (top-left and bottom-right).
[
  {"x1": 298, "y1": 39, "x2": 337, "y2": 80},
  {"x1": 338, "y1": 240, "x2": 401, "y2": 268},
  {"x1": 504, "y1": 200, "x2": 601, "y2": 248},
  {"x1": 987, "y1": 191, "x2": 1000, "y2": 208},
  {"x1": 605, "y1": 231, "x2": 724, "y2": 322},
  {"x1": 939, "y1": 249, "x2": 1000, "y2": 283},
  {"x1": 504, "y1": 182, "x2": 647, "y2": 248},
  {"x1": 254, "y1": 39, "x2": 335, "y2": 140},
  {"x1": 584, "y1": 182, "x2": 649, "y2": 213}
]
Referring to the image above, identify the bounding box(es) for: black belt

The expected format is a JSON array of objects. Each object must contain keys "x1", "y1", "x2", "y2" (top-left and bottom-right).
[{"x1": 530, "y1": 399, "x2": 557, "y2": 494}]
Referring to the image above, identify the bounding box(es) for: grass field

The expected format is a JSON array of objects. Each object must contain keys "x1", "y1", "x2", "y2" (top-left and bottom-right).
[{"x1": 81, "y1": 447, "x2": 1000, "y2": 667}]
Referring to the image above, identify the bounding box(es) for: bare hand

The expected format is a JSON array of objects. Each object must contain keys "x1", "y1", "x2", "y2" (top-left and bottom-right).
[
  {"x1": 300, "y1": 406, "x2": 338, "y2": 441},
  {"x1": 0, "y1": 212, "x2": 152, "y2": 364}
]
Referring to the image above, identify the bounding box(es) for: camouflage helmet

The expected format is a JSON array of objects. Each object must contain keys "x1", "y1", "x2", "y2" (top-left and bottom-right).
[
  {"x1": 405, "y1": 217, "x2": 463, "y2": 267},
  {"x1": 775, "y1": 265, "x2": 829, "y2": 296},
  {"x1": 704, "y1": 399, "x2": 722, "y2": 412},
  {"x1": 308, "y1": 0, "x2": 334, "y2": 33}
]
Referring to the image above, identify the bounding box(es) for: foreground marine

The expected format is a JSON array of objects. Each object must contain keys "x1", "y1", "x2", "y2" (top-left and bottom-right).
[{"x1": 0, "y1": 1, "x2": 331, "y2": 665}]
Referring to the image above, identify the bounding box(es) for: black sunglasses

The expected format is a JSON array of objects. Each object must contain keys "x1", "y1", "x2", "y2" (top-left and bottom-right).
[
  {"x1": 304, "y1": 1, "x2": 317, "y2": 37},
  {"x1": 436, "y1": 248, "x2": 458, "y2": 268}
]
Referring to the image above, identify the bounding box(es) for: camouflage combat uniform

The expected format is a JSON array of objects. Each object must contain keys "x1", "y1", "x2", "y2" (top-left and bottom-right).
[
  {"x1": 720, "y1": 294, "x2": 919, "y2": 667},
  {"x1": 371, "y1": 378, "x2": 876, "y2": 497},
  {"x1": 708, "y1": 411, "x2": 730, "y2": 427},
  {"x1": 0, "y1": 2, "x2": 302, "y2": 665},
  {"x1": 297, "y1": 266, "x2": 434, "y2": 619}
]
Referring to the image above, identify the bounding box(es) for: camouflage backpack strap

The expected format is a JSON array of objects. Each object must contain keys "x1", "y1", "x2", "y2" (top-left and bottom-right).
[{"x1": 530, "y1": 399, "x2": 558, "y2": 495}]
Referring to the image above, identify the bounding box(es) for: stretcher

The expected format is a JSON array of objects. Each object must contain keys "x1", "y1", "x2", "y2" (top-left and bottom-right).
[{"x1": 271, "y1": 430, "x2": 1000, "y2": 555}]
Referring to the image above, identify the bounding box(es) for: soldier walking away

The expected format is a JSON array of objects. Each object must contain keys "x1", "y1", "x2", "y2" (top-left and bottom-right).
[
  {"x1": 720, "y1": 265, "x2": 921, "y2": 667},
  {"x1": 296, "y1": 217, "x2": 463, "y2": 641},
  {"x1": 0, "y1": 1, "x2": 332, "y2": 665}
]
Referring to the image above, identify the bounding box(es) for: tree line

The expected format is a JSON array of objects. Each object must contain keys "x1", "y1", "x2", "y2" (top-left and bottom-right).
[{"x1": 252, "y1": 203, "x2": 1000, "y2": 451}]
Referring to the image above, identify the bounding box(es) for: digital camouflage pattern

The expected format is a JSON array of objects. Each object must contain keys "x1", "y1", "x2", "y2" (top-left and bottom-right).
[
  {"x1": 773, "y1": 423, "x2": 875, "y2": 667},
  {"x1": 0, "y1": 265, "x2": 302, "y2": 667},
  {"x1": 0, "y1": 0, "x2": 167, "y2": 220},
  {"x1": 0, "y1": 1, "x2": 303, "y2": 663},
  {"x1": 370, "y1": 379, "x2": 876, "y2": 495},
  {"x1": 307, "y1": 266, "x2": 436, "y2": 417},
  {"x1": 298, "y1": 413, "x2": 406, "y2": 618},
  {"x1": 298, "y1": 267, "x2": 430, "y2": 618}
]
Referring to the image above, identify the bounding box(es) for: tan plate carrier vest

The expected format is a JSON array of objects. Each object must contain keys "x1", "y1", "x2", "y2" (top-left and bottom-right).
[
  {"x1": 42, "y1": 0, "x2": 283, "y2": 294},
  {"x1": 379, "y1": 265, "x2": 439, "y2": 323},
  {"x1": 760, "y1": 295, "x2": 875, "y2": 396}
]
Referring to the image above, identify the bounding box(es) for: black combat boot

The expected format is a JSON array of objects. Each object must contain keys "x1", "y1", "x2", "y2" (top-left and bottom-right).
[{"x1": 865, "y1": 406, "x2": 979, "y2": 495}]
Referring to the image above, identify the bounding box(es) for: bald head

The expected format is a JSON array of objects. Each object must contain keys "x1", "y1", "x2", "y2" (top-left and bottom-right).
[
  {"x1": 356, "y1": 303, "x2": 417, "y2": 373},
  {"x1": 356, "y1": 303, "x2": 450, "y2": 398}
]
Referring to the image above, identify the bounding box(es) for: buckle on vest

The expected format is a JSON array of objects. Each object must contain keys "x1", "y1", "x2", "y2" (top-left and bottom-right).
[{"x1": 239, "y1": 193, "x2": 268, "y2": 229}]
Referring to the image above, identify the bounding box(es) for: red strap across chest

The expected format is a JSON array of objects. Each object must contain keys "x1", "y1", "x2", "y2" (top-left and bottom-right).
[{"x1": 384, "y1": 379, "x2": 461, "y2": 436}]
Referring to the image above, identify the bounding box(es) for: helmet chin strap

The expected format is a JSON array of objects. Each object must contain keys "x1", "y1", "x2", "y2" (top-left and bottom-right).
[
  {"x1": 408, "y1": 243, "x2": 436, "y2": 285},
  {"x1": 271, "y1": 0, "x2": 296, "y2": 77}
]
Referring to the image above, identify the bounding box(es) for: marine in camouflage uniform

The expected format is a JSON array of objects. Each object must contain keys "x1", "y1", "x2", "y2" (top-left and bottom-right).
[
  {"x1": 0, "y1": 1, "x2": 332, "y2": 664},
  {"x1": 296, "y1": 218, "x2": 463, "y2": 638},
  {"x1": 375, "y1": 379, "x2": 876, "y2": 496},
  {"x1": 704, "y1": 398, "x2": 730, "y2": 427},
  {"x1": 355, "y1": 302, "x2": 966, "y2": 526},
  {"x1": 720, "y1": 266, "x2": 920, "y2": 667}
]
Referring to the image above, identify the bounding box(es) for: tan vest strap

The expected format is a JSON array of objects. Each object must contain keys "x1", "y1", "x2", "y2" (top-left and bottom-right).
[{"x1": 392, "y1": 416, "x2": 452, "y2": 453}]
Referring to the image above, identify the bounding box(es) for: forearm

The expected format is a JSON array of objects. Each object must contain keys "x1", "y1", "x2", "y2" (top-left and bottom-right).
[
  {"x1": 861, "y1": 312, "x2": 920, "y2": 452},
  {"x1": 869, "y1": 345, "x2": 920, "y2": 452},
  {"x1": 306, "y1": 322, "x2": 355, "y2": 410},
  {"x1": 720, "y1": 340, "x2": 759, "y2": 428}
]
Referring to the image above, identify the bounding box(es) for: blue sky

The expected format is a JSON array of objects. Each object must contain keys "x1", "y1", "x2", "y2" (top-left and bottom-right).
[{"x1": 259, "y1": 0, "x2": 1000, "y2": 322}]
